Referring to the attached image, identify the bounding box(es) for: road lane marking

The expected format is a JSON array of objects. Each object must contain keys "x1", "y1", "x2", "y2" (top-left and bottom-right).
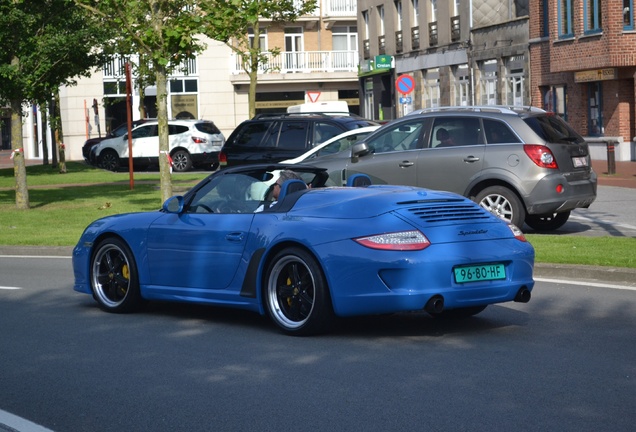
[
  {"x1": 0, "y1": 408, "x2": 55, "y2": 432},
  {"x1": 0, "y1": 286, "x2": 21, "y2": 290},
  {"x1": 535, "y1": 277, "x2": 636, "y2": 291}
]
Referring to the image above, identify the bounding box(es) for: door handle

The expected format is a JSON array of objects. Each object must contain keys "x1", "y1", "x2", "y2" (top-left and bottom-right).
[
  {"x1": 226, "y1": 232, "x2": 245, "y2": 242},
  {"x1": 463, "y1": 156, "x2": 480, "y2": 163},
  {"x1": 399, "y1": 161, "x2": 415, "y2": 168}
]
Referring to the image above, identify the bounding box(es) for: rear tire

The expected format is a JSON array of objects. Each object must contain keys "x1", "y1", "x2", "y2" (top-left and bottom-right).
[
  {"x1": 172, "y1": 150, "x2": 192, "y2": 172},
  {"x1": 525, "y1": 211, "x2": 570, "y2": 231},
  {"x1": 264, "y1": 247, "x2": 334, "y2": 336},
  {"x1": 475, "y1": 186, "x2": 526, "y2": 228}
]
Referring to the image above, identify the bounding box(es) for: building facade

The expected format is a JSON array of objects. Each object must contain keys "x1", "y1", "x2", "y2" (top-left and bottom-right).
[
  {"x1": 529, "y1": 0, "x2": 636, "y2": 161},
  {"x1": 357, "y1": 0, "x2": 530, "y2": 120},
  {"x1": 10, "y1": 0, "x2": 361, "y2": 162}
]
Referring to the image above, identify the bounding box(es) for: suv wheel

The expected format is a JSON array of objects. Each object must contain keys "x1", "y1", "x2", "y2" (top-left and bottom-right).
[
  {"x1": 172, "y1": 150, "x2": 192, "y2": 172},
  {"x1": 475, "y1": 186, "x2": 526, "y2": 228},
  {"x1": 99, "y1": 150, "x2": 120, "y2": 172},
  {"x1": 525, "y1": 211, "x2": 570, "y2": 231}
]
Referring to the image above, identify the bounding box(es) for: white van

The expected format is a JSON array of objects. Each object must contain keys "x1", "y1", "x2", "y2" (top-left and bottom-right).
[{"x1": 287, "y1": 101, "x2": 349, "y2": 114}]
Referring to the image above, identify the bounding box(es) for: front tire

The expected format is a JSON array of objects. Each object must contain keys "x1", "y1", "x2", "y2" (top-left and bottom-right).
[
  {"x1": 475, "y1": 186, "x2": 526, "y2": 228},
  {"x1": 264, "y1": 247, "x2": 334, "y2": 336},
  {"x1": 171, "y1": 150, "x2": 192, "y2": 172},
  {"x1": 525, "y1": 211, "x2": 570, "y2": 231},
  {"x1": 90, "y1": 237, "x2": 142, "y2": 313},
  {"x1": 99, "y1": 149, "x2": 120, "y2": 172}
]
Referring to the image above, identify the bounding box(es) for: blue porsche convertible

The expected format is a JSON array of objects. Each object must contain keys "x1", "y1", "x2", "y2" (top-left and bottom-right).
[{"x1": 73, "y1": 164, "x2": 534, "y2": 335}]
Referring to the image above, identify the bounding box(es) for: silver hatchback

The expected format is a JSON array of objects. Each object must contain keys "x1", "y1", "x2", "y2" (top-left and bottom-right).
[{"x1": 306, "y1": 106, "x2": 597, "y2": 231}]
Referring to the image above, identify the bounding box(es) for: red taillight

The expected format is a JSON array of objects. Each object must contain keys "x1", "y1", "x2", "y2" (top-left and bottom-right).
[
  {"x1": 191, "y1": 137, "x2": 208, "y2": 144},
  {"x1": 507, "y1": 223, "x2": 527, "y2": 242},
  {"x1": 219, "y1": 151, "x2": 227, "y2": 166},
  {"x1": 354, "y1": 230, "x2": 431, "y2": 251},
  {"x1": 523, "y1": 144, "x2": 558, "y2": 169}
]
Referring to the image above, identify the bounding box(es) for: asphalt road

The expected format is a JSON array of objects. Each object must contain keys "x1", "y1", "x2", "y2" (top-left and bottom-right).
[{"x1": 1, "y1": 255, "x2": 635, "y2": 432}]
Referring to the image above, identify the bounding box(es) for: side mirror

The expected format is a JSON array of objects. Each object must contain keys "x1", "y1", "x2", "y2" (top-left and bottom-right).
[
  {"x1": 350, "y1": 142, "x2": 370, "y2": 163},
  {"x1": 163, "y1": 196, "x2": 184, "y2": 213}
]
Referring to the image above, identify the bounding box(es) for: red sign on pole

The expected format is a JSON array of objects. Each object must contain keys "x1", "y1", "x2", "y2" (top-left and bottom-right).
[{"x1": 395, "y1": 75, "x2": 416, "y2": 95}]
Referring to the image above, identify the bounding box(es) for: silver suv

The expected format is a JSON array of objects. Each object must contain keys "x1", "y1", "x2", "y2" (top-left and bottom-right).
[{"x1": 306, "y1": 106, "x2": 597, "y2": 231}]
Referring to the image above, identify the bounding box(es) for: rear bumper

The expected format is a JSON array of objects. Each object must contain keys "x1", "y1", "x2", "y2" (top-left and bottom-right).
[
  {"x1": 525, "y1": 171, "x2": 597, "y2": 215},
  {"x1": 191, "y1": 151, "x2": 219, "y2": 167}
]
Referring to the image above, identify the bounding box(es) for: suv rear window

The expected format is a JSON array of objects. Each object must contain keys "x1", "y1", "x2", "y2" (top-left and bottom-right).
[
  {"x1": 195, "y1": 122, "x2": 221, "y2": 135},
  {"x1": 524, "y1": 115, "x2": 585, "y2": 144}
]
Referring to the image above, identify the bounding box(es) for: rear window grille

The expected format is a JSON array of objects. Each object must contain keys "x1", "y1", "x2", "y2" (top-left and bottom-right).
[{"x1": 405, "y1": 203, "x2": 491, "y2": 223}]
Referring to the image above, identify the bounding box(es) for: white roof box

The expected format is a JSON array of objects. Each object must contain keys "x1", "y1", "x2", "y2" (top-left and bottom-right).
[{"x1": 287, "y1": 101, "x2": 349, "y2": 114}]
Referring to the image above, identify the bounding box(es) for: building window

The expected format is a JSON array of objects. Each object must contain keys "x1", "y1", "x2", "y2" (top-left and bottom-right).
[
  {"x1": 424, "y1": 68, "x2": 440, "y2": 108},
  {"x1": 558, "y1": 0, "x2": 573, "y2": 38},
  {"x1": 332, "y1": 26, "x2": 357, "y2": 69},
  {"x1": 454, "y1": 64, "x2": 470, "y2": 106},
  {"x1": 584, "y1": 0, "x2": 602, "y2": 34},
  {"x1": 379, "y1": 5, "x2": 385, "y2": 35},
  {"x1": 411, "y1": 0, "x2": 420, "y2": 49},
  {"x1": 480, "y1": 60, "x2": 497, "y2": 105},
  {"x1": 395, "y1": 1, "x2": 402, "y2": 31},
  {"x1": 412, "y1": 0, "x2": 419, "y2": 26},
  {"x1": 506, "y1": 56, "x2": 525, "y2": 105},
  {"x1": 624, "y1": 0, "x2": 634, "y2": 29},
  {"x1": 588, "y1": 82, "x2": 603, "y2": 136},
  {"x1": 542, "y1": 0, "x2": 549, "y2": 37},
  {"x1": 248, "y1": 28, "x2": 267, "y2": 51},
  {"x1": 284, "y1": 27, "x2": 304, "y2": 72},
  {"x1": 430, "y1": 0, "x2": 437, "y2": 21},
  {"x1": 543, "y1": 85, "x2": 567, "y2": 120}
]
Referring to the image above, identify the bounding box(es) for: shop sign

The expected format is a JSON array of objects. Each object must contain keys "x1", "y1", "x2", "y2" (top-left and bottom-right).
[
  {"x1": 574, "y1": 68, "x2": 617, "y2": 83},
  {"x1": 375, "y1": 55, "x2": 393, "y2": 70}
]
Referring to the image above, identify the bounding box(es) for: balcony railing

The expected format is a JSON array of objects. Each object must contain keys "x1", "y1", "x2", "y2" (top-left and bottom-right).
[
  {"x1": 451, "y1": 15, "x2": 460, "y2": 42},
  {"x1": 396, "y1": 30, "x2": 403, "y2": 53},
  {"x1": 324, "y1": 0, "x2": 357, "y2": 16},
  {"x1": 429, "y1": 21, "x2": 438, "y2": 46},
  {"x1": 378, "y1": 35, "x2": 386, "y2": 55},
  {"x1": 411, "y1": 26, "x2": 420, "y2": 50},
  {"x1": 231, "y1": 50, "x2": 358, "y2": 74},
  {"x1": 363, "y1": 39, "x2": 371, "y2": 59}
]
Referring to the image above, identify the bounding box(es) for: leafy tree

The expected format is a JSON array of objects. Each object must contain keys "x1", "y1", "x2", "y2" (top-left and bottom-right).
[
  {"x1": 76, "y1": 0, "x2": 206, "y2": 202},
  {"x1": 200, "y1": 0, "x2": 318, "y2": 119},
  {"x1": 0, "y1": 0, "x2": 109, "y2": 209}
]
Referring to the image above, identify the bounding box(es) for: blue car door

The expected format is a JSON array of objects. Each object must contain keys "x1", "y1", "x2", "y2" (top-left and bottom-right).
[{"x1": 146, "y1": 212, "x2": 254, "y2": 290}]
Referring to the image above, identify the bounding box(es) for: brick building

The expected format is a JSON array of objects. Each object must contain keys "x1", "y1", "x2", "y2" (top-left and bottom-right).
[{"x1": 529, "y1": 0, "x2": 636, "y2": 161}]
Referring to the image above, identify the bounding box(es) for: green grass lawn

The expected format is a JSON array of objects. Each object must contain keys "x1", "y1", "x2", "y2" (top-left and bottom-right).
[{"x1": 1, "y1": 162, "x2": 634, "y2": 268}]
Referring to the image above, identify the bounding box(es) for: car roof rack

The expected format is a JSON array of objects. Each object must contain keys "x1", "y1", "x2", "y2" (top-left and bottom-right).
[{"x1": 408, "y1": 105, "x2": 546, "y2": 116}]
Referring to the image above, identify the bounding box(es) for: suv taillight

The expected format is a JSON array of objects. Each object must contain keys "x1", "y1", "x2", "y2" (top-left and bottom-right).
[
  {"x1": 523, "y1": 144, "x2": 558, "y2": 169},
  {"x1": 219, "y1": 151, "x2": 227, "y2": 166},
  {"x1": 191, "y1": 137, "x2": 208, "y2": 144}
]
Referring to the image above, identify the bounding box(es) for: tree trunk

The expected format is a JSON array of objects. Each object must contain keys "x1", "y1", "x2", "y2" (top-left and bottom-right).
[
  {"x1": 11, "y1": 99, "x2": 29, "y2": 209},
  {"x1": 155, "y1": 65, "x2": 173, "y2": 202}
]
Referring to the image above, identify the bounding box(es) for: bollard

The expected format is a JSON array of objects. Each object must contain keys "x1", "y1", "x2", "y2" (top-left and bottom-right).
[{"x1": 606, "y1": 140, "x2": 616, "y2": 175}]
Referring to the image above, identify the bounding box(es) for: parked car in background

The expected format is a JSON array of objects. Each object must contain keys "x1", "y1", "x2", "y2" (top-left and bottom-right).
[
  {"x1": 82, "y1": 119, "x2": 155, "y2": 162},
  {"x1": 72, "y1": 164, "x2": 534, "y2": 336},
  {"x1": 306, "y1": 106, "x2": 597, "y2": 231},
  {"x1": 91, "y1": 119, "x2": 225, "y2": 172},
  {"x1": 219, "y1": 113, "x2": 379, "y2": 167},
  {"x1": 281, "y1": 126, "x2": 380, "y2": 164}
]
